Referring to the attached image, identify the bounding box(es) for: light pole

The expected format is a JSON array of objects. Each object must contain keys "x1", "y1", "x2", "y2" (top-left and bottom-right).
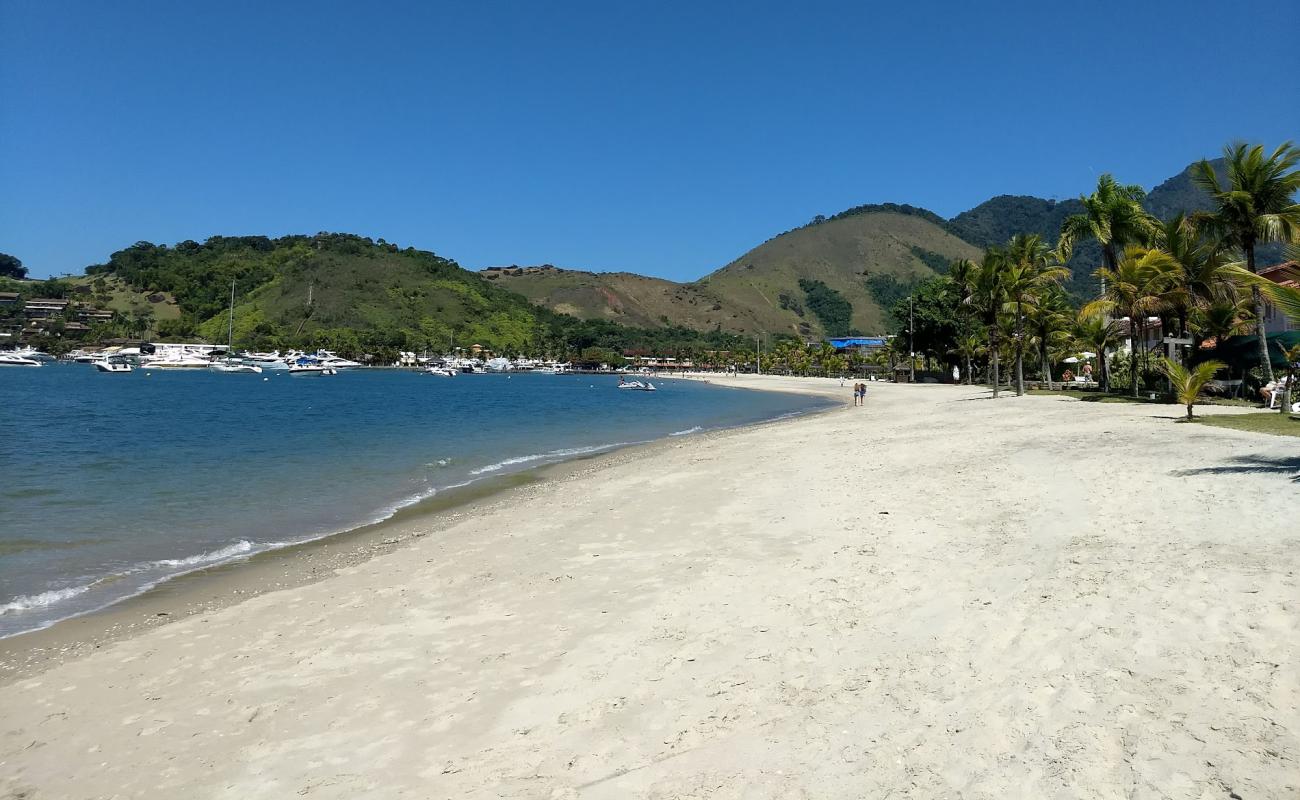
[{"x1": 908, "y1": 297, "x2": 916, "y2": 383}]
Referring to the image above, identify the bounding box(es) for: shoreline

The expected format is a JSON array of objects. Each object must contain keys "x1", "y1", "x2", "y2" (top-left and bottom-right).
[{"x1": 0, "y1": 375, "x2": 845, "y2": 682}]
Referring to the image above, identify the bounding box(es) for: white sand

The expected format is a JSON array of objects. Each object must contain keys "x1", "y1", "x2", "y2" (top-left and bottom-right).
[{"x1": 2, "y1": 378, "x2": 1296, "y2": 799}]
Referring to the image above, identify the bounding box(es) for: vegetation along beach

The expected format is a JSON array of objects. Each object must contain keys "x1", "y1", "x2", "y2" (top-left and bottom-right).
[{"x1": 2, "y1": 2, "x2": 1299, "y2": 797}]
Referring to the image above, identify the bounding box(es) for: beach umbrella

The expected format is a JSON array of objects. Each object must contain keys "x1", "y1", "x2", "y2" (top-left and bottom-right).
[
  {"x1": 1063, "y1": 356, "x2": 1079, "y2": 364},
  {"x1": 1079, "y1": 351, "x2": 1097, "y2": 359}
]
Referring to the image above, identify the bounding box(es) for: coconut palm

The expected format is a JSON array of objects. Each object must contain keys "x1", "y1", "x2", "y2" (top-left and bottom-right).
[
  {"x1": 1151, "y1": 213, "x2": 1239, "y2": 339},
  {"x1": 950, "y1": 332, "x2": 984, "y2": 385},
  {"x1": 1193, "y1": 141, "x2": 1300, "y2": 381},
  {"x1": 1058, "y1": 174, "x2": 1160, "y2": 274},
  {"x1": 1004, "y1": 234, "x2": 1070, "y2": 395},
  {"x1": 1072, "y1": 311, "x2": 1122, "y2": 393},
  {"x1": 1083, "y1": 246, "x2": 1178, "y2": 397},
  {"x1": 1190, "y1": 297, "x2": 1254, "y2": 352},
  {"x1": 1159, "y1": 358, "x2": 1226, "y2": 420},
  {"x1": 966, "y1": 248, "x2": 1009, "y2": 397},
  {"x1": 1026, "y1": 286, "x2": 1073, "y2": 390}
]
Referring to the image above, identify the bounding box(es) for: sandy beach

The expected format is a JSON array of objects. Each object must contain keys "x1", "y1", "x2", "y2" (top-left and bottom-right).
[{"x1": 1, "y1": 377, "x2": 1296, "y2": 799}]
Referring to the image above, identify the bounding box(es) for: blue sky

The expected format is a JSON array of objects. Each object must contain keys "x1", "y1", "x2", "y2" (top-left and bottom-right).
[{"x1": 2, "y1": 0, "x2": 1297, "y2": 281}]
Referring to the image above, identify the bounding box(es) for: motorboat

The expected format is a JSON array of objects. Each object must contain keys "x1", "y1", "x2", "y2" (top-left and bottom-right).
[
  {"x1": 485, "y1": 357, "x2": 512, "y2": 372},
  {"x1": 11, "y1": 346, "x2": 54, "y2": 362},
  {"x1": 93, "y1": 356, "x2": 133, "y2": 373},
  {"x1": 315, "y1": 350, "x2": 362, "y2": 369},
  {"x1": 617, "y1": 379, "x2": 657, "y2": 391},
  {"x1": 0, "y1": 353, "x2": 42, "y2": 367},
  {"x1": 209, "y1": 359, "x2": 262, "y2": 374},
  {"x1": 288, "y1": 357, "x2": 328, "y2": 375},
  {"x1": 426, "y1": 365, "x2": 457, "y2": 377},
  {"x1": 142, "y1": 354, "x2": 212, "y2": 369}
]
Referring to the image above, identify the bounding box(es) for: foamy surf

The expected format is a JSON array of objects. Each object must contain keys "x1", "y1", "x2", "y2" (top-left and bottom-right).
[{"x1": 0, "y1": 584, "x2": 94, "y2": 615}]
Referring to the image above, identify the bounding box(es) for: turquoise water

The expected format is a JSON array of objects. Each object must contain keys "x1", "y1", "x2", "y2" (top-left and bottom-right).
[{"x1": 0, "y1": 366, "x2": 829, "y2": 637}]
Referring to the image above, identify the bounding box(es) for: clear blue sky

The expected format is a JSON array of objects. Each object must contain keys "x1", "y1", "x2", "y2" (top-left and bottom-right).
[{"x1": 3, "y1": 0, "x2": 1297, "y2": 280}]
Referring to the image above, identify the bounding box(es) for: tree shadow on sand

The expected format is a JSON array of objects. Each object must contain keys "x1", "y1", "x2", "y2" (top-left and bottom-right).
[{"x1": 1170, "y1": 454, "x2": 1300, "y2": 482}]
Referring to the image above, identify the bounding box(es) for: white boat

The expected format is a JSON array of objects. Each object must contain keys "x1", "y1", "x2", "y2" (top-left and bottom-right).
[
  {"x1": 0, "y1": 353, "x2": 42, "y2": 367},
  {"x1": 93, "y1": 357, "x2": 133, "y2": 373},
  {"x1": 315, "y1": 350, "x2": 362, "y2": 369},
  {"x1": 11, "y1": 346, "x2": 54, "y2": 362},
  {"x1": 288, "y1": 357, "x2": 330, "y2": 375},
  {"x1": 617, "y1": 379, "x2": 657, "y2": 391},
  {"x1": 485, "y1": 357, "x2": 512, "y2": 372},
  {"x1": 426, "y1": 365, "x2": 457, "y2": 377},
  {"x1": 209, "y1": 360, "x2": 262, "y2": 374},
  {"x1": 142, "y1": 354, "x2": 212, "y2": 369}
]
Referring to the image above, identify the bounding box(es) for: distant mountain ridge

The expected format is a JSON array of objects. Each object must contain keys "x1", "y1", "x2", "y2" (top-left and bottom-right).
[{"x1": 489, "y1": 156, "x2": 1237, "y2": 334}]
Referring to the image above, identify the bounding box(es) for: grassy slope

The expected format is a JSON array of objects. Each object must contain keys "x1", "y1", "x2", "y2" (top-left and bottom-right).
[
  {"x1": 63, "y1": 275, "x2": 182, "y2": 321},
  {"x1": 480, "y1": 266, "x2": 766, "y2": 332},
  {"x1": 487, "y1": 212, "x2": 980, "y2": 336},
  {"x1": 699, "y1": 212, "x2": 982, "y2": 336},
  {"x1": 196, "y1": 248, "x2": 544, "y2": 350}
]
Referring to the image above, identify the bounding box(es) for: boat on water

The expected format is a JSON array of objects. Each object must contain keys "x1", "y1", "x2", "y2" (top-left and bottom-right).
[
  {"x1": 0, "y1": 353, "x2": 43, "y2": 367},
  {"x1": 426, "y1": 365, "x2": 457, "y2": 377},
  {"x1": 617, "y1": 379, "x2": 657, "y2": 391},
  {"x1": 287, "y1": 357, "x2": 336, "y2": 376},
  {"x1": 209, "y1": 360, "x2": 262, "y2": 374},
  {"x1": 314, "y1": 350, "x2": 362, "y2": 369},
  {"x1": 11, "y1": 346, "x2": 55, "y2": 362},
  {"x1": 143, "y1": 354, "x2": 213, "y2": 369},
  {"x1": 93, "y1": 356, "x2": 133, "y2": 373}
]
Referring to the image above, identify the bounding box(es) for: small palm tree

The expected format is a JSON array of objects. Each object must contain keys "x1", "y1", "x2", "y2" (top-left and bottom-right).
[
  {"x1": 1193, "y1": 141, "x2": 1300, "y2": 381},
  {"x1": 1059, "y1": 174, "x2": 1160, "y2": 273},
  {"x1": 1072, "y1": 311, "x2": 1123, "y2": 393},
  {"x1": 1003, "y1": 233, "x2": 1070, "y2": 395},
  {"x1": 1160, "y1": 358, "x2": 1226, "y2": 420},
  {"x1": 966, "y1": 248, "x2": 1009, "y2": 397},
  {"x1": 1083, "y1": 246, "x2": 1178, "y2": 397},
  {"x1": 950, "y1": 332, "x2": 984, "y2": 385}
]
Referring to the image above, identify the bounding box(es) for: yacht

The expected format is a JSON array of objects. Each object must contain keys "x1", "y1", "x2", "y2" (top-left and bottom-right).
[
  {"x1": 142, "y1": 354, "x2": 212, "y2": 369},
  {"x1": 426, "y1": 364, "x2": 457, "y2": 377},
  {"x1": 0, "y1": 353, "x2": 42, "y2": 367},
  {"x1": 209, "y1": 359, "x2": 262, "y2": 374},
  {"x1": 288, "y1": 356, "x2": 327, "y2": 375},
  {"x1": 11, "y1": 346, "x2": 54, "y2": 362},
  {"x1": 93, "y1": 356, "x2": 133, "y2": 373},
  {"x1": 315, "y1": 350, "x2": 363, "y2": 369}
]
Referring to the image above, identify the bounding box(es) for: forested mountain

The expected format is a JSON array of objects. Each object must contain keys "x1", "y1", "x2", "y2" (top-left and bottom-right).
[{"x1": 81, "y1": 234, "x2": 752, "y2": 357}]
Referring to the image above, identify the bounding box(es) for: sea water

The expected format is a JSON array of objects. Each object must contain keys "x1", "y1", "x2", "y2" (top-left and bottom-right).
[{"x1": 0, "y1": 366, "x2": 830, "y2": 637}]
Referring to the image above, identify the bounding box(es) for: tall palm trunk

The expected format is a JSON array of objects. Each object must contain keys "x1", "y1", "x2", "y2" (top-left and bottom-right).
[
  {"x1": 1130, "y1": 326, "x2": 1140, "y2": 398},
  {"x1": 1099, "y1": 352, "x2": 1109, "y2": 393},
  {"x1": 1014, "y1": 301, "x2": 1025, "y2": 396},
  {"x1": 1041, "y1": 340, "x2": 1052, "y2": 390},
  {"x1": 964, "y1": 353, "x2": 972, "y2": 385},
  {"x1": 989, "y1": 329, "x2": 1000, "y2": 398},
  {"x1": 1246, "y1": 244, "x2": 1275, "y2": 382}
]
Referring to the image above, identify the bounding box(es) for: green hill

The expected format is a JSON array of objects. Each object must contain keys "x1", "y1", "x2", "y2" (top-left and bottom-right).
[
  {"x1": 699, "y1": 210, "x2": 981, "y2": 336},
  {"x1": 487, "y1": 209, "x2": 980, "y2": 337},
  {"x1": 480, "y1": 265, "x2": 768, "y2": 332}
]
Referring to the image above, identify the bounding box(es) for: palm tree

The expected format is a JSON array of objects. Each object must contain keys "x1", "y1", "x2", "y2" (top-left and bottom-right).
[
  {"x1": 950, "y1": 332, "x2": 984, "y2": 385},
  {"x1": 1026, "y1": 286, "x2": 1072, "y2": 390},
  {"x1": 1152, "y1": 214, "x2": 1239, "y2": 339},
  {"x1": 966, "y1": 248, "x2": 1009, "y2": 397},
  {"x1": 1004, "y1": 234, "x2": 1070, "y2": 395},
  {"x1": 1058, "y1": 174, "x2": 1160, "y2": 274},
  {"x1": 1193, "y1": 141, "x2": 1300, "y2": 381},
  {"x1": 1190, "y1": 297, "x2": 1253, "y2": 353},
  {"x1": 1084, "y1": 246, "x2": 1178, "y2": 397},
  {"x1": 1072, "y1": 311, "x2": 1122, "y2": 393},
  {"x1": 1160, "y1": 358, "x2": 1226, "y2": 420}
]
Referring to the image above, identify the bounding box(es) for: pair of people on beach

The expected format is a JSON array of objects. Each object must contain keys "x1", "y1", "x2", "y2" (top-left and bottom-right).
[{"x1": 852, "y1": 382, "x2": 867, "y2": 406}]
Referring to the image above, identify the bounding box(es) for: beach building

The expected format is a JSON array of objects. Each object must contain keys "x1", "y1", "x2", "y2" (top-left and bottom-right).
[
  {"x1": 1261, "y1": 261, "x2": 1298, "y2": 334},
  {"x1": 827, "y1": 336, "x2": 888, "y2": 354},
  {"x1": 0, "y1": 292, "x2": 18, "y2": 306},
  {"x1": 22, "y1": 298, "x2": 69, "y2": 319}
]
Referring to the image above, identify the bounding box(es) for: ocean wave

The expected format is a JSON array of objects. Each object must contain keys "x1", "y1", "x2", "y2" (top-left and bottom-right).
[
  {"x1": 148, "y1": 540, "x2": 254, "y2": 569},
  {"x1": 468, "y1": 444, "x2": 625, "y2": 475},
  {"x1": 670, "y1": 426, "x2": 703, "y2": 436},
  {"x1": 1, "y1": 584, "x2": 93, "y2": 615}
]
